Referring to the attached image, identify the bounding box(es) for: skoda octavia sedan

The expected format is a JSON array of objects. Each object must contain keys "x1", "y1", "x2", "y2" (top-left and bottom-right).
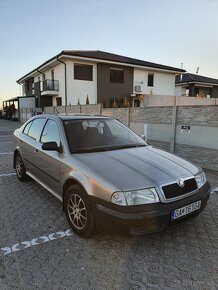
[{"x1": 13, "y1": 114, "x2": 211, "y2": 237}]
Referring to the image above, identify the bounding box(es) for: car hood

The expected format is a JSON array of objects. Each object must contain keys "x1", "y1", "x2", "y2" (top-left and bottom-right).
[{"x1": 74, "y1": 146, "x2": 200, "y2": 192}]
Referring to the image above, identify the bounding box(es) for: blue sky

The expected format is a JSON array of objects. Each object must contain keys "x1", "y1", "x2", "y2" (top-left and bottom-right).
[{"x1": 0, "y1": 0, "x2": 218, "y2": 105}]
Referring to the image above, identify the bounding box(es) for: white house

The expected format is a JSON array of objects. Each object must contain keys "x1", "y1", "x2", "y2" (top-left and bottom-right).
[{"x1": 17, "y1": 50, "x2": 185, "y2": 108}]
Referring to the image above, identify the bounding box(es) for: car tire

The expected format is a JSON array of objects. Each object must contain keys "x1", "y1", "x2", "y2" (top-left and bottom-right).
[
  {"x1": 64, "y1": 184, "x2": 95, "y2": 238},
  {"x1": 15, "y1": 152, "x2": 29, "y2": 181}
]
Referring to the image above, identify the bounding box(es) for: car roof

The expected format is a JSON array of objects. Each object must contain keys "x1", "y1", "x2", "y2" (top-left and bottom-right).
[{"x1": 36, "y1": 114, "x2": 112, "y2": 121}]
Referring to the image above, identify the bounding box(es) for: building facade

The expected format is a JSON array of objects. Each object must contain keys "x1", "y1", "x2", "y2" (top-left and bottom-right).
[
  {"x1": 17, "y1": 50, "x2": 185, "y2": 108},
  {"x1": 175, "y1": 73, "x2": 218, "y2": 98}
]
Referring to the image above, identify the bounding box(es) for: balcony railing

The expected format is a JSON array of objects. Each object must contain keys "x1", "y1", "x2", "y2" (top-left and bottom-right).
[{"x1": 42, "y1": 79, "x2": 59, "y2": 91}]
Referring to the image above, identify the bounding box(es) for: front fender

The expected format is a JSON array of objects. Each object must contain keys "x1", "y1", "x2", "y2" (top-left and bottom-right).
[{"x1": 63, "y1": 170, "x2": 115, "y2": 203}]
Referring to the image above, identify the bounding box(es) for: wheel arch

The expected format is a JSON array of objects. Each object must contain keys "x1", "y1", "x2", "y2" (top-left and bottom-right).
[
  {"x1": 13, "y1": 149, "x2": 20, "y2": 169},
  {"x1": 62, "y1": 178, "x2": 89, "y2": 211}
]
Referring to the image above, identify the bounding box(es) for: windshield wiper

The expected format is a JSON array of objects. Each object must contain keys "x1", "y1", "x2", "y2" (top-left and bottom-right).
[
  {"x1": 72, "y1": 144, "x2": 146, "y2": 153},
  {"x1": 71, "y1": 143, "x2": 146, "y2": 153},
  {"x1": 72, "y1": 147, "x2": 110, "y2": 153},
  {"x1": 109, "y1": 144, "x2": 146, "y2": 150}
]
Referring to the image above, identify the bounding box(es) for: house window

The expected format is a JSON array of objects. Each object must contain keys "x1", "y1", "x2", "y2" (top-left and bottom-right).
[
  {"x1": 147, "y1": 73, "x2": 154, "y2": 87},
  {"x1": 27, "y1": 118, "x2": 46, "y2": 140},
  {"x1": 74, "y1": 64, "x2": 93, "y2": 81},
  {"x1": 110, "y1": 68, "x2": 124, "y2": 83}
]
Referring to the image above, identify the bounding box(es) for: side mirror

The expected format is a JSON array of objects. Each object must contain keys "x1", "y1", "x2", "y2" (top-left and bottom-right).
[{"x1": 42, "y1": 141, "x2": 63, "y2": 153}]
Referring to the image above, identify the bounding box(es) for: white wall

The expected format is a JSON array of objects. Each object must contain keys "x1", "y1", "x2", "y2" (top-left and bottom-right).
[
  {"x1": 175, "y1": 85, "x2": 186, "y2": 96},
  {"x1": 66, "y1": 60, "x2": 97, "y2": 105},
  {"x1": 33, "y1": 61, "x2": 97, "y2": 106},
  {"x1": 34, "y1": 64, "x2": 65, "y2": 106},
  {"x1": 21, "y1": 84, "x2": 26, "y2": 96},
  {"x1": 19, "y1": 97, "x2": 35, "y2": 109},
  {"x1": 134, "y1": 69, "x2": 176, "y2": 96}
]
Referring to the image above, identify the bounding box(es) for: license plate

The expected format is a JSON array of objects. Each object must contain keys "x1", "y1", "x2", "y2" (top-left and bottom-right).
[{"x1": 171, "y1": 200, "x2": 201, "y2": 221}]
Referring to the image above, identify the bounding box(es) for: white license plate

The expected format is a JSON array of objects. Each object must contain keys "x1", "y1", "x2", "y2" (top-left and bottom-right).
[{"x1": 171, "y1": 200, "x2": 201, "y2": 221}]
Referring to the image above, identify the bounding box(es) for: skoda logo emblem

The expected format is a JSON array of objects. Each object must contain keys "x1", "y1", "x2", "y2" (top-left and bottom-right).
[{"x1": 178, "y1": 179, "x2": 185, "y2": 188}]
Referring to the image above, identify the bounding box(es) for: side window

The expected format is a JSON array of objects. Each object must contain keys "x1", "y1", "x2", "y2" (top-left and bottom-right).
[
  {"x1": 23, "y1": 121, "x2": 33, "y2": 135},
  {"x1": 41, "y1": 119, "x2": 61, "y2": 146},
  {"x1": 28, "y1": 118, "x2": 46, "y2": 140}
]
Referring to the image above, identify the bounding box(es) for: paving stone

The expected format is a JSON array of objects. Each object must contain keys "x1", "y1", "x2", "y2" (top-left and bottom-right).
[{"x1": 0, "y1": 119, "x2": 217, "y2": 290}]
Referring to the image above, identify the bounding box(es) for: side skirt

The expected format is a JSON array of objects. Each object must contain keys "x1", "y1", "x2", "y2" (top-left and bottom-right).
[{"x1": 26, "y1": 171, "x2": 63, "y2": 202}]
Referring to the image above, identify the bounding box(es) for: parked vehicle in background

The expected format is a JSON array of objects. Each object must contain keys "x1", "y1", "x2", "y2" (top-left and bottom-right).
[{"x1": 13, "y1": 114, "x2": 211, "y2": 237}]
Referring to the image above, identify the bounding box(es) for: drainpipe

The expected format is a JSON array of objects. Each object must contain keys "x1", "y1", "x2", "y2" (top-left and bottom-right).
[
  {"x1": 37, "y1": 69, "x2": 45, "y2": 79},
  {"x1": 57, "y1": 57, "x2": 67, "y2": 113},
  {"x1": 37, "y1": 69, "x2": 46, "y2": 109}
]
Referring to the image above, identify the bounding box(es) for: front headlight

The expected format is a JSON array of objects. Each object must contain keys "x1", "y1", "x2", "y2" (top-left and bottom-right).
[
  {"x1": 111, "y1": 191, "x2": 127, "y2": 206},
  {"x1": 111, "y1": 188, "x2": 160, "y2": 206},
  {"x1": 195, "y1": 172, "x2": 206, "y2": 188}
]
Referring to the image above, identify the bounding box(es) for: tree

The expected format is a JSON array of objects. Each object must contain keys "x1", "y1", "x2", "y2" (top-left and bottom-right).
[{"x1": 4, "y1": 104, "x2": 16, "y2": 120}]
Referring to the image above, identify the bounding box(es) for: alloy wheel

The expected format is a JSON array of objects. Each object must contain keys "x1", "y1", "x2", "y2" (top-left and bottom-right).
[
  {"x1": 67, "y1": 193, "x2": 88, "y2": 230},
  {"x1": 16, "y1": 155, "x2": 23, "y2": 178}
]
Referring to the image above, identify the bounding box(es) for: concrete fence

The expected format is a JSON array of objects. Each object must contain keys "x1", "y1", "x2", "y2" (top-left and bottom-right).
[
  {"x1": 43, "y1": 103, "x2": 218, "y2": 171},
  {"x1": 144, "y1": 95, "x2": 218, "y2": 107}
]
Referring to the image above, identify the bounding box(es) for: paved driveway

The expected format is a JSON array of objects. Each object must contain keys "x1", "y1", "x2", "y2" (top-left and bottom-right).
[{"x1": 0, "y1": 119, "x2": 217, "y2": 290}]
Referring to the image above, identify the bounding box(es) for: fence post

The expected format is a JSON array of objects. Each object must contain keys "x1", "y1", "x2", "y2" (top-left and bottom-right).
[
  {"x1": 170, "y1": 98, "x2": 177, "y2": 153},
  {"x1": 99, "y1": 103, "x2": 102, "y2": 115},
  {"x1": 127, "y1": 108, "x2": 130, "y2": 127}
]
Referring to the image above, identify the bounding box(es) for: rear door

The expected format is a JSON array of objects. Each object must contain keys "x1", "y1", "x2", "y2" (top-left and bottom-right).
[{"x1": 20, "y1": 117, "x2": 46, "y2": 175}]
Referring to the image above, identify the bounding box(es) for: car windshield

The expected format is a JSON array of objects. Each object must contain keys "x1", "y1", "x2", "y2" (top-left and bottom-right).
[{"x1": 63, "y1": 118, "x2": 147, "y2": 153}]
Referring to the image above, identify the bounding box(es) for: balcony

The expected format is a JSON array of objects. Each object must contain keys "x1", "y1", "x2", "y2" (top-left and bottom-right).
[{"x1": 41, "y1": 79, "x2": 59, "y2": 96}]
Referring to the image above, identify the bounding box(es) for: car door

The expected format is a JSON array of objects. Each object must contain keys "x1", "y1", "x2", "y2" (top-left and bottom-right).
[
  {"x1": 20, "y1": 117, "x2": 47, "y2": 176},
  {"x1": 34, "y1": 118, "x2": 63, "y2": 195}
]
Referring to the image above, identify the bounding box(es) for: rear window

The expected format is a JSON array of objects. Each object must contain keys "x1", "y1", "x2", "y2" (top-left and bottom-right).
[
  {"x1": 23, "y1": 121, "x2": 33, "y2": 135},
  {"x1": 26, "y1": 118, "x2": 46, "y2": 140}
]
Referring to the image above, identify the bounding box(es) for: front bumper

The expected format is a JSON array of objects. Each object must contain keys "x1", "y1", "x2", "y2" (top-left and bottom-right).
[{"x1": 90, "y1": 182, "x2": 211, "y2": 235}]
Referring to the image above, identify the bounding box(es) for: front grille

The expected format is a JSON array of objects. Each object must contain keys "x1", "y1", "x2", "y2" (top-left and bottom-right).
[{"x1": 162, "y1": 178, "x2": 197, "y2": 199}]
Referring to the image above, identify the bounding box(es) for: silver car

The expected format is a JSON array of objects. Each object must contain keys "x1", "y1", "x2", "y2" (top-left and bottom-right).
[{"x1": 13, "y1": 114, "x2": 211, "y2": 237}]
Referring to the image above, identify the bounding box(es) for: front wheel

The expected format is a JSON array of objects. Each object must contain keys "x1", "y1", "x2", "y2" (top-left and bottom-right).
[
  {"x1": 64, "y1": 185, "x2": 95, "y2": 238},
  {"x1": 15, "y1": 152, "x2": 29, "y2": 181}
]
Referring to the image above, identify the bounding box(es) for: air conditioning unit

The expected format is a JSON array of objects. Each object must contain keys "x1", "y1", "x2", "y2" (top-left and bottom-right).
[{"x1": 135, "y1": 85, "x2": 142, "y2": 92}]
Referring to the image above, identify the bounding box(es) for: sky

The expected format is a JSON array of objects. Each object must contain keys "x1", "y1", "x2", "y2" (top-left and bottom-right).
[{"x1": 0, "y1": 0, "x2": 218, "y2": 107}]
